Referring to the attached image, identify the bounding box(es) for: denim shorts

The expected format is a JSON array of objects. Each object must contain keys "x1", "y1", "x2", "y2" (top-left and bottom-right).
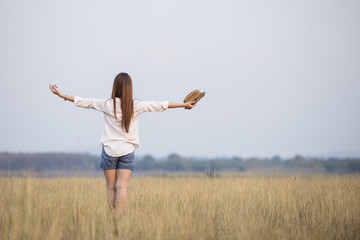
[{"x1": 100, "y1": 147, "x2": 135, "y2": 171}]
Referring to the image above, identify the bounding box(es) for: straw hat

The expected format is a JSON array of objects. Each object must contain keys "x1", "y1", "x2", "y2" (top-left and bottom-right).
[{"x1": 183, "y1": 89, "x2": 205, "y2": 109}]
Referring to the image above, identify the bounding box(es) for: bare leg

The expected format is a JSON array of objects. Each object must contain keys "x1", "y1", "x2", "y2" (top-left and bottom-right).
[
  {"x1": 103, "y1": 169, "x2": 117, "y2": 209},
  {"x1": 115, "y1": 169, "x2": 132, "y2": 213}
]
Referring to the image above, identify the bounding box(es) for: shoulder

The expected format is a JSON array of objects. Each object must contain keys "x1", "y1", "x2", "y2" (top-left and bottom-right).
[
  {"x1": 103, "y1": 98, "x2": 119, "y2": 104},
  {"x1": 74, "y1": 96, "x2": 109, "y2": 105},
  {"x1": 133, "y1": 99, "x2": 145, "y2": 112}
]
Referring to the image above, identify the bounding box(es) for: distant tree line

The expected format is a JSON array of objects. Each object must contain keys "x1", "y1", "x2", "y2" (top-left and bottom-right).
[
  {"x1": 0, "y1": 152, "x2": 99, "y2": 171},
  {"x1": 0, "y1": 152, "x2": 360, "y2": 173}
]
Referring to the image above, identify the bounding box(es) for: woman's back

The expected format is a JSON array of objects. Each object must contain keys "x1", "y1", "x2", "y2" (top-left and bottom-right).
[{"x1": 73, "y1": 96, "x2": 169, "y2": 157}]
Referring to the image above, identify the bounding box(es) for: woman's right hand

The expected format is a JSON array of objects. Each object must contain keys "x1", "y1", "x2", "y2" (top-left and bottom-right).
[{"x1": 184, "y1": 101, "x2": 197, "y2": 110}]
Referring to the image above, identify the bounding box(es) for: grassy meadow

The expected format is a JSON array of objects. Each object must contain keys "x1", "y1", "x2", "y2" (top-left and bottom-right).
[{"x1": 0, "y1": 174, "x2": 359, "y2": 240}]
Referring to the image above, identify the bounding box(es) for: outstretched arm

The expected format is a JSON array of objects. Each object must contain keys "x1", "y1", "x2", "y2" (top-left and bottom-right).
[
  {"x1": 49, "y1": 84, "x2": 74, "y2": 102},
  {"x1": 169, "y1": 102, "x2": 196, "y2": 109}
]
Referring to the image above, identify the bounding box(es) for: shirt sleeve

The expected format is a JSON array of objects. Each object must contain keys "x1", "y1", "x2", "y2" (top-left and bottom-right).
[
  {"x1": 135, "y1": 100, "x2": 169, "y2": 113},
  {"x1": 74, "y1": 96, "x2": 107, "y2": 112}
]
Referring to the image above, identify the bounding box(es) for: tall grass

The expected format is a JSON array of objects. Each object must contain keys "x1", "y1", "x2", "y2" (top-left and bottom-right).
[{"x1": 0, "y1": 174, "x2": 359, "y2": 239}]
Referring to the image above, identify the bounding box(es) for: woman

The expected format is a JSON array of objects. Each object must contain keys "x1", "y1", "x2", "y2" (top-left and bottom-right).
[{"x1": 49, "y1": 72, "x2": 196, "y2": 212}]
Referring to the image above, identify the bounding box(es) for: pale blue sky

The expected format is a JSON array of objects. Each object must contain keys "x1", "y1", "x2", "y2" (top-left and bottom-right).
[{"x1": 1, "y1": 0, "x2": 359, "y2": 158}]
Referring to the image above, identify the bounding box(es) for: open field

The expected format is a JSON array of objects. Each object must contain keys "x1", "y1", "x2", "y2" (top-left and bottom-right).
[{"x1": 1, "y1": 174, "x2": 359, "y2": 240}]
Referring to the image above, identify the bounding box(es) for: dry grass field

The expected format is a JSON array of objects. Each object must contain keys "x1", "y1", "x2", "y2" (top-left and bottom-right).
[{"x1": 1, "y1": 174, "x2": 359, "y2": 240}]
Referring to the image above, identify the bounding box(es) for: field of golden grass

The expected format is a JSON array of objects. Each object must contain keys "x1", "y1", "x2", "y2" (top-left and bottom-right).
[{"x1": 0, "y1": 174, "x2": 359, "y2": 240}]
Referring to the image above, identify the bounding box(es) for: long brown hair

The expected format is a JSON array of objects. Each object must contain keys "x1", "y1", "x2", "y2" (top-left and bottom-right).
[{"x1": 111, "y1": 72, "x2": 134, "y2": 133}]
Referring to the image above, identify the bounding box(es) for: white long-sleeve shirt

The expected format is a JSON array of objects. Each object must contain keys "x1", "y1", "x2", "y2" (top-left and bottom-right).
[{"x1": 74, "y1": 96, "x2": 169, "y2": 157}]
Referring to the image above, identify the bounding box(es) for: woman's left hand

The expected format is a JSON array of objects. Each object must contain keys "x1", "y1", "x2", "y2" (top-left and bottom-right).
[{"x1": 49, "y1": 84, "x2": 64, "y2": 98}]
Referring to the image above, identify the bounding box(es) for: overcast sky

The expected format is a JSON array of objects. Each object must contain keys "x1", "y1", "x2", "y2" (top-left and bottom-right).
[{"x1": 0, "y1": 0, "x2": 359, "y2": 158}]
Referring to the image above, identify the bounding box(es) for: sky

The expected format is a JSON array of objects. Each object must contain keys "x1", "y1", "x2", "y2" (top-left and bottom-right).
[{"x1": 0, "y1": 0, "x2": 359, "y2": 159}]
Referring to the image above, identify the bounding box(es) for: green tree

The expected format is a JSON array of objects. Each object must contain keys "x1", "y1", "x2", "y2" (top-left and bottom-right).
[
  {"x1": 165, "y1": 153, "x2": 185, "y2": 171},
  {"x1": 140, "y1": 154, "x2": 156, "y2": 170}
]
